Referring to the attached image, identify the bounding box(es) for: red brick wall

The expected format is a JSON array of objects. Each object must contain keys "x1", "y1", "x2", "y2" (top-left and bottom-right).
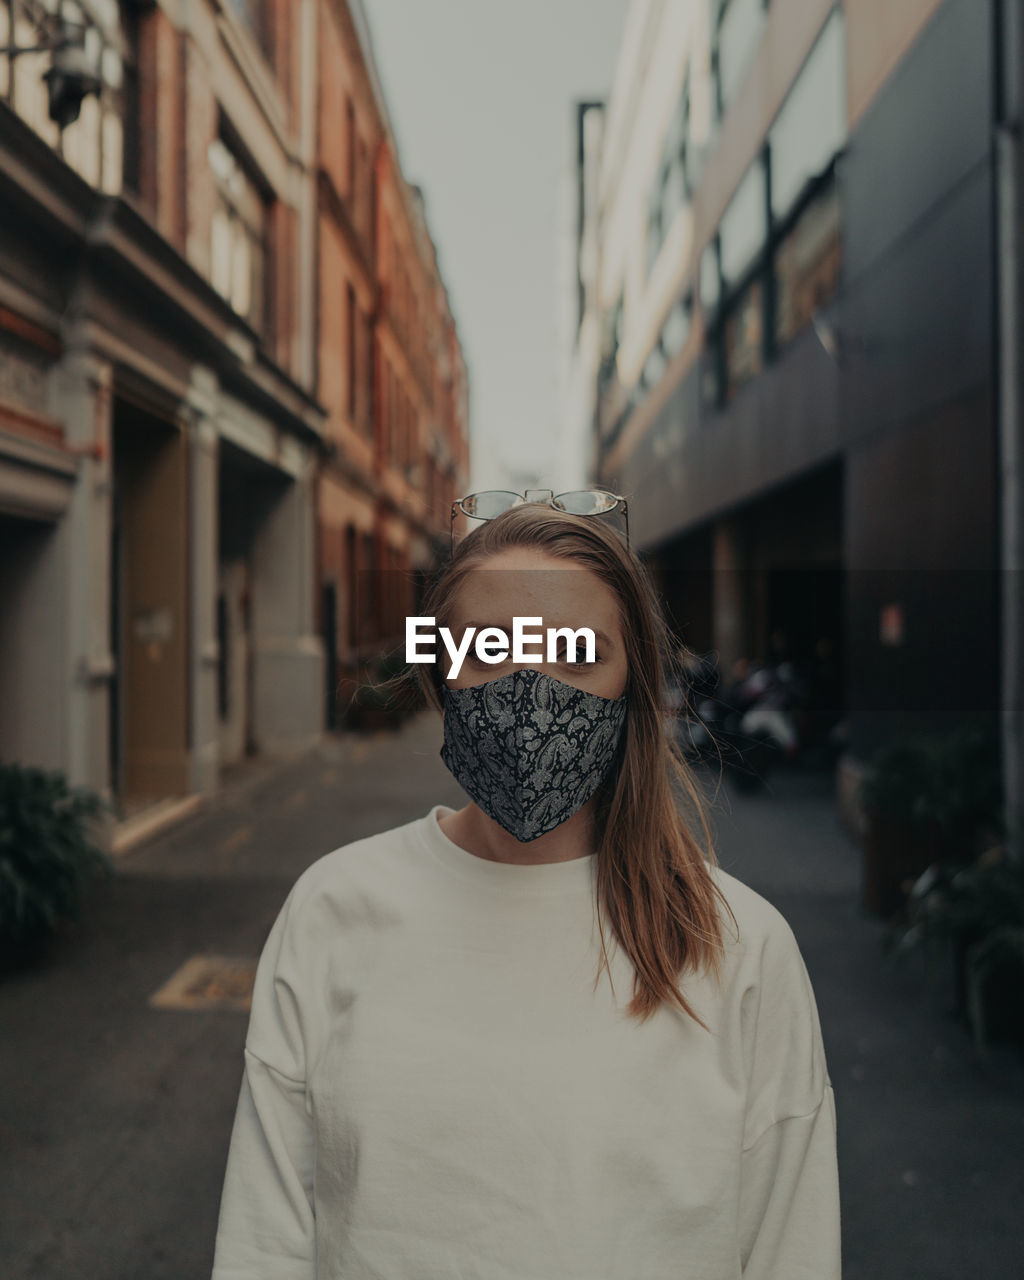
[
  {"x1": 137, "y1": 7, "x2": 187, "y2": 251},
  {"x1": 183, "y1": 37, "x2": 217, "y2": 281}
]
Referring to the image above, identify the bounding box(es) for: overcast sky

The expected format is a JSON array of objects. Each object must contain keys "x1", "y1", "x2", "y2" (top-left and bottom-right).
[{"x1": 362, "y1": 0, "x2": 629, "y2": 492}]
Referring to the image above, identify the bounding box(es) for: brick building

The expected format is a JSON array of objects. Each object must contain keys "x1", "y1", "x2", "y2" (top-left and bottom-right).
[
  {"x1": 314, "y1": 0, "x2": 469, "y2": 726},
  {"x1": 0, "y1": 0, "x2": 468, "y2": 833}
]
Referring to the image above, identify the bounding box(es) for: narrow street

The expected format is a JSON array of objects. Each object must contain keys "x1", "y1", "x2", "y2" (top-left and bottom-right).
[{"x1": 1, "y1": 712, "x2": 1021, "y2": 1279}]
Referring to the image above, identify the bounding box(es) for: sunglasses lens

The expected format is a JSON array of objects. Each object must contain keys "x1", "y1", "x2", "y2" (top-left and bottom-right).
[
  {"x1": 459, "y1": 491, "x2": 525, "y2": 519},
  {"x1": 553, "y1": 489, "x2": 621, "y2": 516}
]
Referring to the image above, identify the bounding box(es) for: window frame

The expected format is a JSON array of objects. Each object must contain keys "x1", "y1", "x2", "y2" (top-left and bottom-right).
[
  {"x1": 703, "y1": 3, "x2": 845, "y2": 411},
  {"x1": 712, "y1": 0, "x2": 771, "y2": 123},
  {"x1": 209, "y1": 123, "x2": 274, "y2": 337},
  {"x1": 645, "y1": 74, "x2": 692, "y2": 280},
  {"x1": 226, "y1": 0, "x2": 273, "y2": 64}
]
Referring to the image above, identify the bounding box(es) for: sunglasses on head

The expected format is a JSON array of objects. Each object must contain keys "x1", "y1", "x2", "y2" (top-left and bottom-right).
[{"x1": 450, "y1": 488, "x2": 629, "y2": 554}]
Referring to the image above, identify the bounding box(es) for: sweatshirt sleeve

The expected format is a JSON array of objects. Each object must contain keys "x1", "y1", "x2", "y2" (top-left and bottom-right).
[
  {"x1": 737, "y1": 1083, "x2": 841, "y2": 1278},
  {"x1": 735, "y1": 909, "x2": 841, "y2": 1278},
  {"x1": 210, "y1": 878, "x2": 318, "y2": 1280}
]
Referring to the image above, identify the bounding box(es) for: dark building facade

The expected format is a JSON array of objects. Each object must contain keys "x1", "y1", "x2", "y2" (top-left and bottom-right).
[{"x1": 592, "y1": 0, "x2": 1017, "y2": 823}]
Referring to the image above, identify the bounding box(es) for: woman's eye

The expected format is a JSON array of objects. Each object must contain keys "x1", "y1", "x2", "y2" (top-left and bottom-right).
[
  {"x1": 468, "y1": 651, "x2": 504, "y2": 667},
  {"x1": 560, "y1": 650, "x2": 599, "y2": 667}
]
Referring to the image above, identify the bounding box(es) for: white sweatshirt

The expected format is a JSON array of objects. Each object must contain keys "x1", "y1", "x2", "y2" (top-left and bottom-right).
[{"x1": 211, "y1": 804, "x2": 840, "y2": 1279}]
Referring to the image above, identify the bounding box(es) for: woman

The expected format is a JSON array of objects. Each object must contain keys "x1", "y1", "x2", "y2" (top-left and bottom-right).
[{"x1": 210, "y1": 501, "x2": 841, "y2": 1279}]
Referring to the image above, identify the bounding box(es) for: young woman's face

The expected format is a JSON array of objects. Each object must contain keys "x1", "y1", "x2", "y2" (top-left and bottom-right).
[{"x1": 444, "y1": 546, "x2": 629, "y2": 699}]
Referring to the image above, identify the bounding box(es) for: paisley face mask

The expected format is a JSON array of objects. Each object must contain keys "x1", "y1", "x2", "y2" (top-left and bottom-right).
[{"x1": 440, "y1": 667, "x2": 628, "y2": 843}]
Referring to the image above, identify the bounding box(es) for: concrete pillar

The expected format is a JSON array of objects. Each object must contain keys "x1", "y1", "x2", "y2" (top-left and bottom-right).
[
  {"x1": 54, "y1": 349, "x2": 114, "y2": 797},
  {"x1": 711, "y1": 515, "x2": 749, "y2": 680},
  {"x1": 184, "y1": 371, "x2": 220, "y2": 794},
  {"x1": 250, "y1": 450, "x2": 325, "y2": 754}
]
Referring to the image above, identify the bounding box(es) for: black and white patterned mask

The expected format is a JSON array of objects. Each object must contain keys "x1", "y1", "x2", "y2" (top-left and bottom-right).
[{"x1": 440, "y1": 667, "x2": 628, "y2": 843}]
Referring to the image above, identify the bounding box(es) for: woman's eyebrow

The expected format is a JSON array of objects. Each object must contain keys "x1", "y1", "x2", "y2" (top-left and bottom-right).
[
  {"x1": 550, "y1": 627, "x2": 613, "y2": 649},
  {"x1": 457, "y1": 620, "x2": 614, "y2": 649}
]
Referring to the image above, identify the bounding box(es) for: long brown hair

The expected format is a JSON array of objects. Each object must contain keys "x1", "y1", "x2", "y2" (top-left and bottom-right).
[{"x1": 416, "y1": 503, "x2": 735, "y2": 1026}]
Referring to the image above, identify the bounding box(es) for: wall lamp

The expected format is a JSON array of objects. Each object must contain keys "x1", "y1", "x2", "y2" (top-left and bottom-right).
[{"x1": 1, "y1": 10, "x2": 103, "y2": 129}]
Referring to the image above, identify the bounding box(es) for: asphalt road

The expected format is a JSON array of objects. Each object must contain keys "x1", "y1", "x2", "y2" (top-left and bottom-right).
[{"x1": 1, "y1": 711, "x2": 1021, "y2": 1279}]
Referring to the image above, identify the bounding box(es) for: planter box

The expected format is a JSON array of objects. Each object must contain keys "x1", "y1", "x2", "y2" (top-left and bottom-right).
[
  {"x1": 860, "y1": 814, "x2": 943, "y2": 918},
  {"x1": 950, "y1": 930, "x2": 1024, "y2": 1049}
]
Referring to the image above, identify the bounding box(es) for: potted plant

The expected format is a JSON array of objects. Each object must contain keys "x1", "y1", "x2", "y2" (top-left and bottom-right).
[
  {"x1": 857, "y1": 726, "x2": 1001, "y2": 919},
  {"x1": 858, "y1": 736, "x2": 945, "y2": 918},
  {"x1": 894, "y1": 845, "x2": 1024, "y2": 1054},
  {"x1": 0, "y1": 760, "x2": 114, "y2": 975},
  {"x1": 927, "y1": 725, "x2": 1003, "y2": 858}
]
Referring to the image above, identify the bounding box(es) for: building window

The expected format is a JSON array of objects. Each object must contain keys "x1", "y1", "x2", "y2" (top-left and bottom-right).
[
  {"x1": 714, "y1": 0, "x2": 766, "y2": 120},
  {"x1": 380, "y1": 358, "x2": 390, "y2": 459},
  {"x1": 646, "y1": 76, "x2": 692, "y2": 278},
  {"x1": 362, "y1": 309, "x2": 374, "y2": 433},
  {"x1": 209, "y1": 134, "x2": 270, "y2": 334},
  {"x1": 702, "y1": 156, "x2": 769, "y2": 408},
  {"x1": 227, "y1": 0, "x2": 271, "y2": 59},
  {"x1": 346, "y1": 283, "x2": 357, "y2": 420},
  {"x1": 346, "y1": 97, "x2": 356, "y2": 199},
  {"x1": 216, "y1": 591, "x2": 230, "y2": 720},
  {"x1": 596, "y1": 292, "x2": 623, "y2": 427},
  {"x1": 345, "y1": 525, "x2": 358, "y2": 649},
  {"x1": 0, "y1": 1, "x2": 10, "y2": 101},
  {"x1": 357, "y1": 136, "x2": 369, "y2": 238},
  {"x1": 361, "y1": 532, "x2": 375, "y2": 646},
  {"x1": 724, "y1": 276, "x2": 763, "y2": 397},
  {"x1": 774, "y1": 175, "x2": 840, "y2": 350},
  {"x1": 767, "y1": 9, "x2": 845, "y2": 352},
  {"x1": 406, "y1": 404, "x2": 418, "y2": 478},
  {"x1": 1, "y1": 1, "x2": 129, "y2": 191},
  {"x1": 700, "y1": 236, "x2": 722, "y2": 316},
  {"x1": 768, "y1": 8, "x2": 845, "y2": 219},
  {"x1": 120, "y1": 1, "x2": 141, "y2": 195},
  {"x1": 663, "y1": 293, "x2": 693, "y2": 361},
  {"x1": 639, "y1": 291, "x2": 694, "y2": 399},
  {"x1": 702, "y1": 8, "x2": 845, "y2": 406},
  {"x1": 385, "y1": 365, "x2": 394, "y2": 463},
  {"x1": 1, "y1": 2, "x2": 56, "y2": 133},
  {"x1": 718, "y1": 158, "x2": 767, "y2": 291}
]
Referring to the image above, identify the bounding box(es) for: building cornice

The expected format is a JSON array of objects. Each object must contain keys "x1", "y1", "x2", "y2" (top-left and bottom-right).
[
  {"x1": 1, "y1": 94, "x2": 326, "y2": 442},
  {"x1": 0, "y1": 101, "x2": 91, "y2": 242}
]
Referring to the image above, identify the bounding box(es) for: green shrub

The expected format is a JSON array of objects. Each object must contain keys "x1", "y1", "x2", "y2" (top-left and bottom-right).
[
  {"x1": 859, "y1": 726, "x2": 1002, "y2": 854},
  {"x1": 894, "y1": 845, "x2": 1024, "y2": 1054},
  {"x1": 859, "y1": 736, "x2": 939, "y2": 824},
  {"x1": 0, "y1": 761, "x2": 114, "y2": 966}
]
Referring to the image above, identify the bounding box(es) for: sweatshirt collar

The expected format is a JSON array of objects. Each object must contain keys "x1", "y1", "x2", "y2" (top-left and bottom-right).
[{"x1": 417, "y1": 804, "x2": 597, "y2": 897}]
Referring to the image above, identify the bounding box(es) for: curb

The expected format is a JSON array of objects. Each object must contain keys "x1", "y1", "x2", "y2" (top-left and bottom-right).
[{"x1": 110, "y1": 795, "x2": 205, "y2": 859}]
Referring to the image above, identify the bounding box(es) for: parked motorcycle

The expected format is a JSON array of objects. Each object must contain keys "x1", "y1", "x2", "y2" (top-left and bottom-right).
[{"x1": 673, "y1": 657, "x2": 801, "y2": 791}]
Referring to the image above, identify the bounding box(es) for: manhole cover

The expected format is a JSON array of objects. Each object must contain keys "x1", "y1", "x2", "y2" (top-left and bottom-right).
[{"x1": 149, "y1": 954, "x2": 256, "y2": 1012}]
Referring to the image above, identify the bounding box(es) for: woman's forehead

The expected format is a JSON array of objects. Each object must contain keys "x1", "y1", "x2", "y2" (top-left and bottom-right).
[{"x1": 453, "y1": 561, "x2": 621, "y2": 628}]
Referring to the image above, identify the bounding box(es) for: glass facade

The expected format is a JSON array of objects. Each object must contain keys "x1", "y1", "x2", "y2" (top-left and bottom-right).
[
  {"x1": 702, "y1": 7, "x2": 845, "y2": 409},
  {"x1": 714, "y1": 0, "x2": 766, "y2": 119}
]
